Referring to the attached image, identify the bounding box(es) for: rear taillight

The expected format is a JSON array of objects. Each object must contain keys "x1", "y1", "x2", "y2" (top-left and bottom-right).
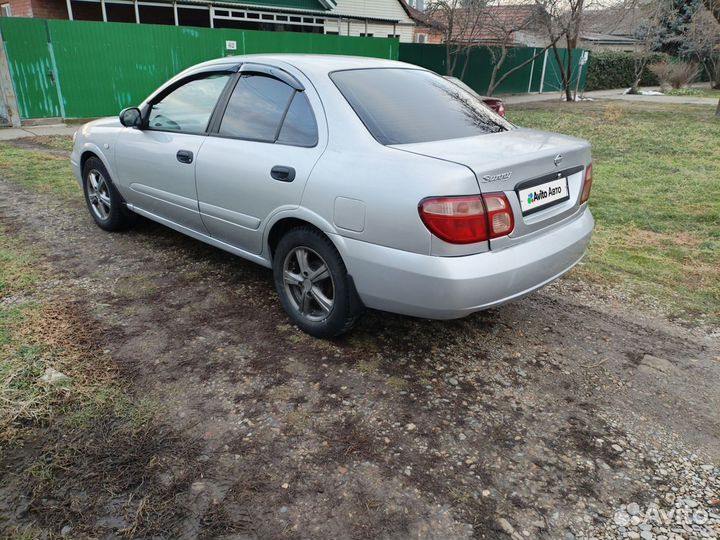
[
  {"x1": 418, "y1": 196, "x2": 488, "y2": 244},
  {"x1": 418, "y1": 193, "x2": 514, "y2": 245},
  {"x1": 483, "y1": 193, "x2": 514, "y2": 238},
  {"x1": 580, "y1": 163, "x2": 593, "y2": 204}
]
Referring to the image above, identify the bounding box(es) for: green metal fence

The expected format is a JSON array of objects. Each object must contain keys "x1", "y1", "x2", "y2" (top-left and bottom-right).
[
  {"x1": 0, "y1": 18, "x2": 62, "y2": 118},
  {"x1": 399, "y1": 43, "x2": 589, "y2": 96},
  {"x1": 0, "y1": 18, "x2": 400, "y2": 119},
  {"x1": 0, "y1": 17, "x2": 589, "y2": 120}
]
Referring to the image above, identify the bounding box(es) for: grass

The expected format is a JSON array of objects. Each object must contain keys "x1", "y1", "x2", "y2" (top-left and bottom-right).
[
  {"x1": 0, "y1": 142, "x2": 78, "y2": 197},
  {"x1": 665, "y1": 87, "x2": 720, "y2": 99},
  {"x1": 508, "y1": 101, "x2": 720, "y2": 325},
  {"x1": 28, "y1": 135, "x2": 75, "y2": 151},
  {"x1": 0, "y1": 225, "x2": 121, "y2": 442}
]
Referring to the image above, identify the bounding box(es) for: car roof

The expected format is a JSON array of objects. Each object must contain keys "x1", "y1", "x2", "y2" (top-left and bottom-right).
[{"x1": 193, "y1": 53, "x2": 418, "y2": 74}]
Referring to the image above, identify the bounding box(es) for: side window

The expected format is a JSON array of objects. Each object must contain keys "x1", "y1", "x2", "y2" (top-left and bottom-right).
[
  {"x1": 219, "y1": 75, "x2": 295, "y2": 142},
  {"x1": 148, "y1": 73, "x2": 231, "y2": 134},
  {"x1": 277, "y1": 92, "x2": 318, "y2": 147}
]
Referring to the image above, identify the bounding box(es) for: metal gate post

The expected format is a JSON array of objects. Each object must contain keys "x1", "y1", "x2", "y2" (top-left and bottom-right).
[
  {"x1": 0, "y1": 37, "x2": 21, "y2": 127},
  {"x1": 538, "y1": 48, "x2": 548, "y2": 94},
  {"x1": 527, "y1": 48, "x2": 536, "y2": 93}
]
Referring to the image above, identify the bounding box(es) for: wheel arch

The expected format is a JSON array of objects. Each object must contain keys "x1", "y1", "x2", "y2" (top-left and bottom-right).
[
  {"x1": 264, "y1": 209, "x2": 349, "y2": 265},
  {"x1": 79, "y1": 144, "x2": 117, "y2": 184},
  {"x1": 266, "y1": 212, "x2": 365, "y2": 332}
]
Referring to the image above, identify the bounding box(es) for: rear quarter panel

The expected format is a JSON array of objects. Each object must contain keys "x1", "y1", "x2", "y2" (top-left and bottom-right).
[{"x1": 302, "y1": 144, "x2": 480, "y2": 256}]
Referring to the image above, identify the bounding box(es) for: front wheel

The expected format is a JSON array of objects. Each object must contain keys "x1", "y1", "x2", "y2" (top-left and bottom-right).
[
  {"x1": 273, "y1": 227, "x2": 362, "y2": 338},
  {"x1": 82, "y1": 156, "x2": 134, "y2": 231}
]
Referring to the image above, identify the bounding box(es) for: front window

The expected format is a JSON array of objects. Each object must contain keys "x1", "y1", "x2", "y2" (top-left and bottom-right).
[
  {"x1": 148, "y1": 73, "x2": 231, "y2": 134},
  {"x1": 330, "y1": 68, "x2": 512, "y2": 145}
]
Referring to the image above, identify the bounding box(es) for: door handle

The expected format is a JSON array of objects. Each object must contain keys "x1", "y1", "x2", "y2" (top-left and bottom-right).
[
  {"x1": 270, "y1": 165, "x2": 295, "y2": 182},
  {"x1": 176, "y1": 150, "x2": 193, "y2": 164}
]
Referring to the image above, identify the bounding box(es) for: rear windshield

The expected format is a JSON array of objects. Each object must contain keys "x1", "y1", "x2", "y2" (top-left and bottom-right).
[{"x1": 330, "y1": 68, "x2": 511, "y2": 145}]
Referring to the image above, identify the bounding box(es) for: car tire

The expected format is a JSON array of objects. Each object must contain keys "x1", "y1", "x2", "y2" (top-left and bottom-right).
[
  {"x1": 82, "y1": 156, "x2": 134, "y2": 232},
  {"x1": 273, "y1": 226, "x2": 363, "y2": 338}
]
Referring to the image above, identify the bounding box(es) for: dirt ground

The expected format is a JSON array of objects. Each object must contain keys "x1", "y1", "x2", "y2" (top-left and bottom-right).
[{"x1": 0, "y1": 140, "x2": 718, "y2": 540}]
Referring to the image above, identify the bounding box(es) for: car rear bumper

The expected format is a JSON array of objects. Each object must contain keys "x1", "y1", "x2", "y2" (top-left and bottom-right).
[{"x1": 337, "y1": 208, "x2": 594, "y2": 319}]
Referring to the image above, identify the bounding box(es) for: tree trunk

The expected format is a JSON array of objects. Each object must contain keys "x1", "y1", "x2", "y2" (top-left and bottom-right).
[
  {"x1": 631, "y1": 57, "x2": 648, "y2": 94},
  {"x1": 716, "y1": 98, "x2": 720, "y2": 117},
  {"x1": 460, "y1": 47, "x2": 472, "y2": 80},
  {"x1": 445, "y1": 42, "x2": 452, "y2": 75},
  {"x1": 565, "y1": 35, "x2": 574, "y2": 102},
  {"x1": 486, "y1": 46, "x2": 508, "y2": 95},
  {"x1": 550, "y1": 42, "x2": 569, "y2": 101}
]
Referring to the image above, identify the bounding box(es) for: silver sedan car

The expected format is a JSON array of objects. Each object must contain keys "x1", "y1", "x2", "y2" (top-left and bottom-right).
[{"x1": 71, "y1": 54, "x2": 594, "y2": 338}]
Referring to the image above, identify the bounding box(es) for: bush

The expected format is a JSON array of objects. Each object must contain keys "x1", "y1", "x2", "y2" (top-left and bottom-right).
[
  {"x1": 648, "y1": 61, "x2": 674, "y2": 89},
  {"x1": 649, "y1": 61, "x2": 700, "y2": 89},
  {"x1": 667, "y1": 62, "x2": 699, "y2": 88},
  {"x1": 585, "y1": 50, "x2": 670, "y2": 91}
]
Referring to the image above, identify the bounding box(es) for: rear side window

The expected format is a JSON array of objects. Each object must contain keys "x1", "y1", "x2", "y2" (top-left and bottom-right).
[
  {"x1": 330, "y1": 68, "x2": 511, "y2": 145},
  {"x1": 219, "y1": 75, "x2": 295, "y2": 142},
  {"x1": 219, "y1": 74, "x2": 318, "y2": 146},
  {"x1": 277, "y1": 92, "x2": 318, "y2": 147}
]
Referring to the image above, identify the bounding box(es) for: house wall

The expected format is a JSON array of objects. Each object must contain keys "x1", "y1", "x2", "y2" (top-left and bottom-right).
[
  {"x1": 331, "y1": 0, "x2": 412, "y2": 25},
  {"x1": 325, "y1": 0, "x2": 414, "y2": 42},
  {"x1": 324, "y1": 18, "x2": 413, "y2": 42},
  {"x1": 579, "y1": 39, "x2": 641, "y2": 53},
  {"x1": 0, "y1": 0, "x2": 66, "y2": 18},
  {"x1": 1, "y1": 0, "x2": 34, "y2": 17},
  {"x1": 412, "y1": 24, "x2": 442, "y2": 44},
  {"x1": 514, "y1": 30, "x2": 550, "y2": 48},
  {"x1": 2, "y1": 0, "x2": 417, "y2": 41},
  {"x1": 34, "y1": 0, "x2": 67, "y2": 18}
]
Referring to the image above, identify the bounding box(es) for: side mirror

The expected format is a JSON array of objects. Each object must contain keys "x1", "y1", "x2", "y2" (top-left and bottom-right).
[{"x1": 119, "y1": 107, "x2": 143, "y2": 128}]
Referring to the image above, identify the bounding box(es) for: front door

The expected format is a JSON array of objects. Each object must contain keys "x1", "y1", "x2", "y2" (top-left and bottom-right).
[
  {"x1": 195, "y1": 70, "x2": 325, "y2": 254},
  {"x1": 115, "y1": 72, "x2": 233, "y2": 233}
]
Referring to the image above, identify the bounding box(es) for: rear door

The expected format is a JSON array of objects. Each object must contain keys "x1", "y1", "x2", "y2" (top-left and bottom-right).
[
  {"x1": 195, "y1": 64, "x2": 325, "y2": 255},
  {"x1": 114, "y1": 71, "x2": 233, "y2": 232}
]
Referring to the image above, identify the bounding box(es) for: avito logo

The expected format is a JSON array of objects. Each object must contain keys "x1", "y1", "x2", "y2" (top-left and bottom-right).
[{"x1": 527, "y1": 185, "x2": 563, "y2": 205}]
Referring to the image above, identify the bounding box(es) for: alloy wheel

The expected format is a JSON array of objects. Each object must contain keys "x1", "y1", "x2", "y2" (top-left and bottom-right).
[
  {"x1": 282, "y1": 246, "x2": 335, "y2": 322},
  {"x1": 86, "y1": 169, "x2": 112, "y2": 221}
]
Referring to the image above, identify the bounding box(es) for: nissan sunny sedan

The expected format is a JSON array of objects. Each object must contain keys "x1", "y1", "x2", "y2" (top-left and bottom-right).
[{"x1": 71, "y1": 54, "x2": 594, "y2": 338}]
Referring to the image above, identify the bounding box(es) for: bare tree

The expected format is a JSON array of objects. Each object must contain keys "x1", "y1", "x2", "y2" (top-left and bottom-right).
[
  {"x1": 535, "y1": 0, "x2": 589, "y2": 101},
  {"x1": 627, "y1": 0, "x2": 670, "y2": 93},
  {"x1": 483, "y1": 4, "x2": 562, "y2": 95},
  {"x1": 426, "y1": 0, "x2": 490, "y2": 76},
  {"x1": 682, "y1": 5, "x2": 720, "y2": 89},
  {"x1": 700, "y1": 0, "x2": 720, "y2": 115}
]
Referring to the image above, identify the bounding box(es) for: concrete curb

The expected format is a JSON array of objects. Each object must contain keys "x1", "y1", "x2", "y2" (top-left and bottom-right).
[{"x1": 0, "y1": 124, "x2": 78, "y2": 141}]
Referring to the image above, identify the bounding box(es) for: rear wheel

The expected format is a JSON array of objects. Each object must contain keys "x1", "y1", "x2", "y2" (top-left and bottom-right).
[
  {"x1": 82, "y1": 156, "x2": 134, "y2": 231},
  {"x1": 273, "y1": 227, "x2": 362, "y2": 338}
]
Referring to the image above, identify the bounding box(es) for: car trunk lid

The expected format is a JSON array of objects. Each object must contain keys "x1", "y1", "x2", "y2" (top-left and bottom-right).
[{"x1": 391, "y1": 128, "x2": 592, "y2": 247}]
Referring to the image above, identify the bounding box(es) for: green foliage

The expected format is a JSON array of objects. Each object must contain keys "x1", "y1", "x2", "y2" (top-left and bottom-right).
[{"x1": 585, "y1": 50, "x2": 671, "y2": 91}]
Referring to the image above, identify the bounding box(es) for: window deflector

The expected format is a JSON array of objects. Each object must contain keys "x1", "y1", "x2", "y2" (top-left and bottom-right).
[{"x1": 238, "y1": 63, "x2": 305, "y2": 91}]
